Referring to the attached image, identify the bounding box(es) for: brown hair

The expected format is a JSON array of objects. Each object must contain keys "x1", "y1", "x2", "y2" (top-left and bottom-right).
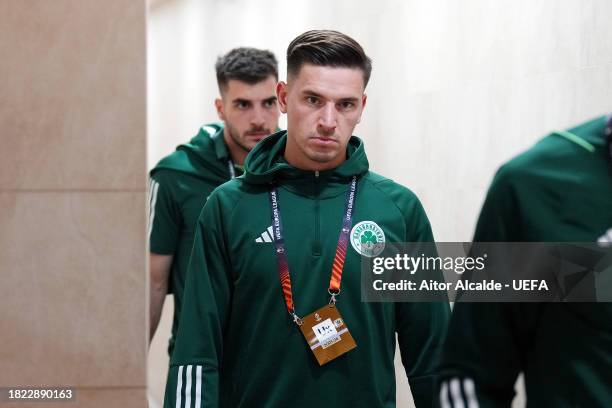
[
  {"x1": 215, "y1": 47, "x2": 278, "y2": 92},
  {"x1": 286, "y1": 30, "x2": 372, "y2": 87}
]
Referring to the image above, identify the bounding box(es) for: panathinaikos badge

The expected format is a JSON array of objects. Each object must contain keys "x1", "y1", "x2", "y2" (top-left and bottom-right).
[{"x1": 350, "y1": 221, "x2": 385, "y2": 257}]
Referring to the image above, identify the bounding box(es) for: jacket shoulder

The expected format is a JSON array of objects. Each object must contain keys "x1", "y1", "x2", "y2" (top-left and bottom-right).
[
  {"x1": 363, "y1": 171, "x2": 421, "y2": 208},
  {"x1": 150, "y1": 149, "x2": 191, "y2": 176},
  {"x1": 150, "y1": 123, "x2": 227, "y2": 182},
  {"x1": 362, "y1": 172, "x2": 431, "y2": 239},
  {"x1": 205, "y1": 178, "x2": 256, "y2": 214},
  {"x1": 491, "y1": 133, "x2": 576, "y2": 189}
]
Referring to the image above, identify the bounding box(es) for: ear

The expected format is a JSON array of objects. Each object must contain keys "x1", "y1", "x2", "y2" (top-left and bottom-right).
[
  {"x1": 357, "y1": 93, "x2": 367, "y2": 124},
  {"x1": 277, "y1": 81, "x2": 288, "y2": 114},
  {"x1": 214, "y1": 98, "x2": 225, "y2": 121}
]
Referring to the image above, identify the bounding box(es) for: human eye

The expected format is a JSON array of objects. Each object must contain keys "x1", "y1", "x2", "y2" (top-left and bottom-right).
[
  {"x1": 263, "y1": 99, "x2": 277, "y2": 108},
  {"x1": 305, "y1": 95, "x2": 320, "y2": 106},
  {"x1": 235, "y1": 100, "x2": 251, "y2": 110},
  {"x1": 338, "y1": 100, "x2": 355, "y2": 110}
]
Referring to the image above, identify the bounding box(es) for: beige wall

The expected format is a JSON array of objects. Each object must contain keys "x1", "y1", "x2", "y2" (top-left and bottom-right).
[{"x1": 0, "y1": 1, "x2": 147, "y2": 407}]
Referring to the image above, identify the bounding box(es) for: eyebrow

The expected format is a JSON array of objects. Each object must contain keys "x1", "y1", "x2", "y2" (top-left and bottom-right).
[
  {"x1": 301, "y1": 89, "x2": 324, "y2": 98},
  {"x1": 301, "y1": 89, "x2": 359, "y2": 102},
  {"x1": 232, "y1": 96, "x2": 277, "y2": 104},
  {"x1": 338, "y1": 96, "x2": 360, "y2": 103}
]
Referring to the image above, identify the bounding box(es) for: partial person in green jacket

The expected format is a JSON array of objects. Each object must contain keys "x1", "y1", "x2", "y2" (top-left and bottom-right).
[
  {"x1": 438, "y1": 116, "x2": 612, "y2": 407},
  {"x1": 164, "y1": 30, "x2": 450, "y2": 408},
  {"x1": 149, "y1": 47, "x2": 280, "y2": 354}
]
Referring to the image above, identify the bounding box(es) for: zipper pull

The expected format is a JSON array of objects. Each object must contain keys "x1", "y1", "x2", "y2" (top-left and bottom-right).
[{"x1": 315, "y1": 170, "x2": 320, "y2": 178}]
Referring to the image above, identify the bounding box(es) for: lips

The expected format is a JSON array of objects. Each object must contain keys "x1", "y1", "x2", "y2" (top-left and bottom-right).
[
  {"x1": 245, "y1": 131, "x2": 269, "y2": 139},
  {"x1": 245, "y1": 132, "x2": 269, "y2": 142},
  {"x1": 310, "y1": 137, "x2": 338, "y2": 146}
]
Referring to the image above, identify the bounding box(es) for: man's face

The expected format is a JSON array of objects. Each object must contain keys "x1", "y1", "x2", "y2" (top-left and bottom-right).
[
  {"x1": 216, "y1": 75, "x2": 280, "y2": 152},
  {"x1": 277, "y1": 64, "x2": 366, "y2": 169}
]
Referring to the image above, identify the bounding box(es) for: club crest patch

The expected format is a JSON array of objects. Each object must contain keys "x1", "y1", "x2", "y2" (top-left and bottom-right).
[{"x1": 350, "y1": 221, "x2": 385, "y2": 257}]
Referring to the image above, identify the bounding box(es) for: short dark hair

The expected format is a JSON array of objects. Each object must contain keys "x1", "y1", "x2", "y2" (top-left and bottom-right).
[
  {"x1": 215, "y1": 47, "x2": 278, "y2": 92},
  {"x1": 286, "y1": 30, "x2": 372, "y2": 87}
]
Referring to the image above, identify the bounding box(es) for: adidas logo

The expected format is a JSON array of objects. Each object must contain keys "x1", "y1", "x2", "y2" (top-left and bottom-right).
[
  {"x1": 255, "y1": 225, "x2": 274, "y2": 243},
  {"x1": 597, "y1": 228, "x2": 612, "y2": 245}
]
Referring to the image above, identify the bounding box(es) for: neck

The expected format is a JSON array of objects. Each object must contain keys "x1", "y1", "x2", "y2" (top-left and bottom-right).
[
  {"x1": 223, "y1": 128, "x2": 248, "y2": 165},
  {"x1": 284, "y1": 136, "x2": 346, "y2": 172}
]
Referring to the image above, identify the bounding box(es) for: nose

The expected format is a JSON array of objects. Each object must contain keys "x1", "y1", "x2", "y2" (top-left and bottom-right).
[
  {"x1": 251, "y1": 106, "x2": 266, "y2": 128},
  {"x1": 319, "y1": 102, "x2": 337, "y2": 130}
]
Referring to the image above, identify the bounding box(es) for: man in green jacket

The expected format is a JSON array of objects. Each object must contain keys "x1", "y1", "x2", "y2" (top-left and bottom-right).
[
  {"x1": 165, "y1": 30, "x2": 450, "y2": 407},
  {"x1": 438, "y1": 116, "x2": 612, "y2": 407},
  {"x1": 149, "y1": 47, "x2": 280, "y2": 354}
]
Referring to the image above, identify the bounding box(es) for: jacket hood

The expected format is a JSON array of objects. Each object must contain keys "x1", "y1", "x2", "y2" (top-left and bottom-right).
[
  {"x1": 151, "y1": 123, "x2": 232, "y2": 184},
  {"x1": 243, "y1": 130, "x2": 369, "y2": 185}
]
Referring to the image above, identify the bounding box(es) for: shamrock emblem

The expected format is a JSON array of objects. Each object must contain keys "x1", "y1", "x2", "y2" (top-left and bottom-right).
[
  {"x1": 361, "y1": 230, "x2": 378, "y2": 245},
  {"x1": 351, "y1": 221, "x2": 385, "y2": 257}
]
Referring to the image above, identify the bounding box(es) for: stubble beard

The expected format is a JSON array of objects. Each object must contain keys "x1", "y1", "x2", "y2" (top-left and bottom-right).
[{"x1": 227, "y1": 124, "x2": 252, "y2": 153}]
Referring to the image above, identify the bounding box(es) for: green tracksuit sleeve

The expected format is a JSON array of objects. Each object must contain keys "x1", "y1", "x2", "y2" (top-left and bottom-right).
[
  {"x1": 149, "y1": 172, "x2": 181, "y2": 254},
  {"x1": 395, "y1": 197, "x2": 451, "y2": 407},
  {"x1": 163, "y1": 193, "x2": 231, "y2": 408},
  {"x1": 473, "y1": 165, "x2": 521, "y2": 242},
  {"x1": 438, "y1": 167, "x2": 542, "y2": 408},
  {"x1": 439, "y1": 302, "x2": 544, "y2": 408}
]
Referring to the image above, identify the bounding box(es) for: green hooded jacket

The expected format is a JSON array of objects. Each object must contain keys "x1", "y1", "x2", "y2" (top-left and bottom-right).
[
  {"x1": 439, "y1": 116, "x2": 612, "y2": 407},
  {"x1": 164, "y1": 131, "x2": 451, "y2": 408},
  {"x1": 149, "y1": 123, "x2": 237, "y2": 354}
]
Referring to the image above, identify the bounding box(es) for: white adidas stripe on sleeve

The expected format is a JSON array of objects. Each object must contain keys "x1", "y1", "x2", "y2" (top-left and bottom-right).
[
  {"x1": 184, "y1": 365, "x2": 193, "y2": 408},
  {"x1": 450, "y1": 378, "x2": 466, "y2": 408},
  {"x1": 439, "y1": 377, "x2": 480, "y2": 408},
  {"x1": 440, "y1": 380, "x2": 451, "y2": 408},
  {"x1": 175, "y1": 364, "x2": 204, "y2": 408},
  {"x1": 176, "y1": 365, "x2": 183, "y2": 408},
  {"x1": 463, "y1": 378, "x2": 479, "y2": 408},
  {"x1": 148, "y1": 179, "x2": 159, "y2": 240},
  {"x1": 195, "y1": 365, "x2": 202, "y2": 408}
]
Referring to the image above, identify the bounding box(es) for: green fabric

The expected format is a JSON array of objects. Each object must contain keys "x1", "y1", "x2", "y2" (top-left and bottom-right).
[
  {"x1": 152, "y1": 123, "x2": 233, "y2": 184},
  {"x1": 165, "y1": 130, "x2": 450, "y2": 408},
  {"x1": 440, "y1": 116, "x2": 612, "y2": 407},
  {"x1": 149, "y1": 122, "x2": 236, "y2": 354},
  {"x1": 473, "y1": 115, "x2": 611, "y2": 242},
  {"x1": 552, "y1": 130, "x2": 596, "y2": 153}
]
